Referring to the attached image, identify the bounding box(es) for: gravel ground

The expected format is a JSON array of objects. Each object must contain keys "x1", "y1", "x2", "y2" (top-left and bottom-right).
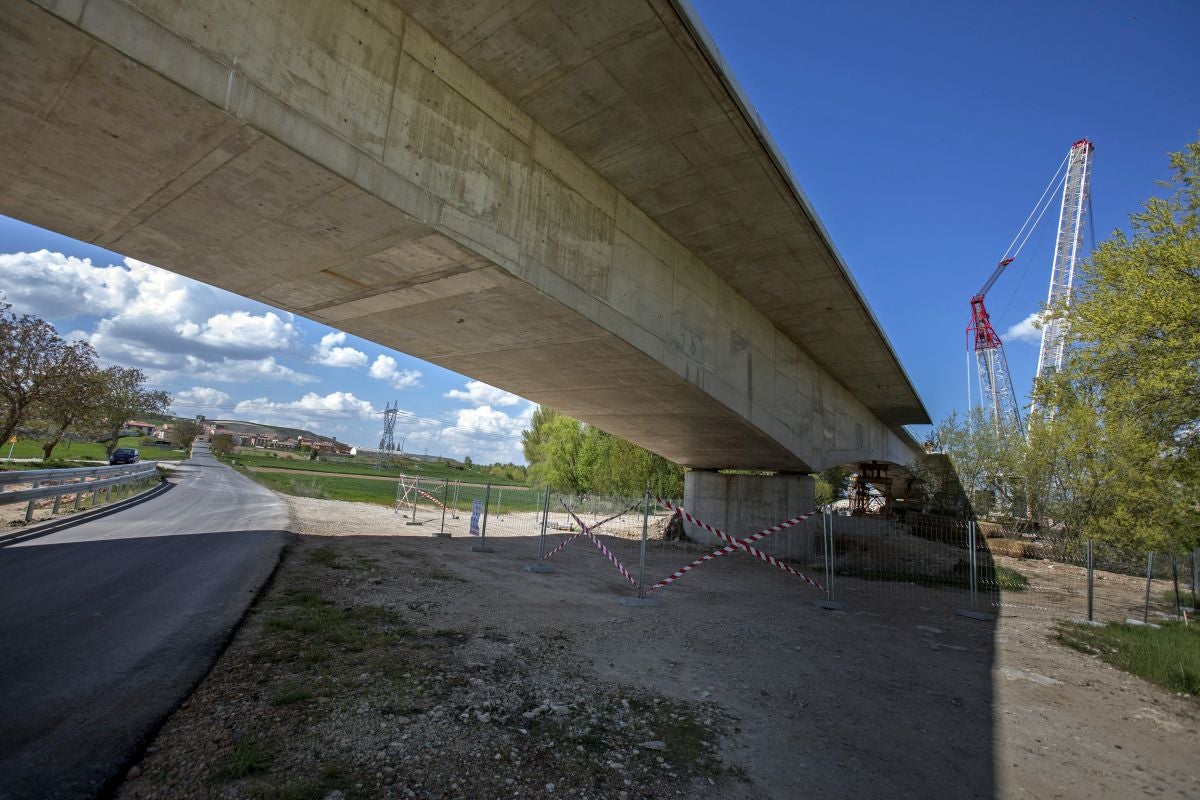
[{"x1": 114, "y1": 496, "x2": 1199, "y2": 800}]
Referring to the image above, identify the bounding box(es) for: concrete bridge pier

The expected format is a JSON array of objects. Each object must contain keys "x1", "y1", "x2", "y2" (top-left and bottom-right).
[{"x1": 682, "y1": 470, "x2": 815, "y2": 545}]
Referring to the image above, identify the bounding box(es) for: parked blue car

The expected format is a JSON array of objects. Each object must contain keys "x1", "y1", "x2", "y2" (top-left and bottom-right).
[{"x1": 109, "y1": 447, "x2": 140, "y2": 465}]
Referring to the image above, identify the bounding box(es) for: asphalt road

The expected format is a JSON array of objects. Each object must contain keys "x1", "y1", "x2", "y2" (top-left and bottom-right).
[{"x1": 0, "y1": 443, "x2": 288, "y2": 800}]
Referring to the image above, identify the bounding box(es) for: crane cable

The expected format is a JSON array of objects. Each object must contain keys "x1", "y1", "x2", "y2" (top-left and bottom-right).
[{"x1": 1000, "y1": 151, "x2": 1071, "y2": 264}]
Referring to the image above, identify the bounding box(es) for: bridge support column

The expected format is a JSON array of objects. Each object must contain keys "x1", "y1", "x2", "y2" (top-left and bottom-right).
[{"x1": 683, "y1": 471, "x2": 815, "y2": 542}]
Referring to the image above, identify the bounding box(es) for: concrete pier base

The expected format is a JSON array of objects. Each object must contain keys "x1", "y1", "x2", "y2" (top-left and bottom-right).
[{"x1": 682, "y1": 471, "x2": 815, "y2": 544}]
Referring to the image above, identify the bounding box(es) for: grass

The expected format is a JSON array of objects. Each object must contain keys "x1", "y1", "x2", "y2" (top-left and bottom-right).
[
  {"x1": 1056, "y1": 620, "x2": 1200, "y2": 695},
  {"x1": 826, "y1": 563, "x2": 1029, "y2": 591},
  {"x1": 213, "y1": 740, "x2": 272, "y2": 780},
  {"x1": 239, "y1": 471, "x2": 397, "y2": 506},
  {"x1": 0, "y1": 436, "x2": 184, "y2": 466},
  {"x1": 234, "y1": 464, "x2": 546, "y2": 513},
  {"x1": 227, "y1": 450, "x2": 526, "y2": 486}
]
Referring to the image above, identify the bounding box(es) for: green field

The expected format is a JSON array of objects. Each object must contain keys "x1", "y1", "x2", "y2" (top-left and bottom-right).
[
  {"x1": 230, "y1": 460, "x2": 544, "y2": 513},
  {"x1": 228, "y1": 450, "x2": 526, "y2": 486},
  {"x1": 1057, "y1": 620, "x2": 1200, "y2": 695},
  {"x1": 0, "y1": 436, "x2": 186, "y2": 467}
]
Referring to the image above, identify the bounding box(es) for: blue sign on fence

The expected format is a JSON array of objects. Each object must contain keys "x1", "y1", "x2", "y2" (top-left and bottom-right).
[{"x1": 469, "y1": 499, "x2": 482, "y2": 536}]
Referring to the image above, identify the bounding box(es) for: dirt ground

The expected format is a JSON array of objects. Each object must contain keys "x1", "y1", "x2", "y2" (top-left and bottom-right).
[{"x1": 116, "y1": 496, "x2": 1199, "y2": 800}]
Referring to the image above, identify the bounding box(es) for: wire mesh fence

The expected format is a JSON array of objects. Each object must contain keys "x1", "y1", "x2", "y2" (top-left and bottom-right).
[{"x1": 385, "y1": 476, "x2": 1199, "y2": 625}]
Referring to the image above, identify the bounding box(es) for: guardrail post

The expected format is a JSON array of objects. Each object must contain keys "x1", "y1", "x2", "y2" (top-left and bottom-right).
[{"x1": 25, "y1": 479, "x2": 38, "y2": 522}]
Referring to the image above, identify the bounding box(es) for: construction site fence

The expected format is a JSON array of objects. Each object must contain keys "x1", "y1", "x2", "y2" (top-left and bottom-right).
[{"x1": 390, "y1": 479, "x2": 1200, "y2": 624}]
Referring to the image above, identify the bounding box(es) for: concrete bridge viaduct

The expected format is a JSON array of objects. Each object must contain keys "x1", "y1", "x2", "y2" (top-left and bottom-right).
[{"x1": 1, "y1": 0, "x2": 930, "y2": 522}]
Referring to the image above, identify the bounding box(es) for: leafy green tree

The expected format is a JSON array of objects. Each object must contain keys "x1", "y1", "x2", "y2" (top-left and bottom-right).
[
  {"x1": 523, "y1": 408, "x2": 683, "y2": 497},
  {"x1": 170, "y1": 419, "x2": 202, "y2": 448},
  {"x1": 95, "y1": 366, "x2": 171, "y2": 456},
  {"x1": 31, "y1": 360, "x2": 104, "y2": 461},
  {"x1": 1029, "y1": 137, "x2": 1200, "y2": 549},
  {"x1": 813, "y1": 466, "x2": 851, "y2": 509},
  {"x1": 521, "y1": 406, "x2": 559, "y2": 466},
  {"x1": 537, "y1": 415, "x2": 586, "y2": 494},
  {"x1": 210, "y1": 433, "x2": 234, "y2": 456},
  {"x1": 0, "y1": 304, "x2": 97, "y2": 447}
]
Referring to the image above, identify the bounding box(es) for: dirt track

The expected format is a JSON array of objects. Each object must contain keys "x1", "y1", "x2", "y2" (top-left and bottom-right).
[{"x1": 117, "y1": 496, "x2": 1199, "y2": 800}]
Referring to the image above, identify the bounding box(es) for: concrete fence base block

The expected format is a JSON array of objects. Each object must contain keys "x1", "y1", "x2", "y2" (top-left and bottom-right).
[
  {"x1": 955, "y1": 609, "x2": 995, "y2": 621},
  {"x1": 471, "y1": 545, "x2": 495, "y2": 553},
  {"x1": 619, "y1": 596, "x2": 661, "y2": 608},
  {"x1": 815, "y1": 600, "x2": 845, "y2": 611},
  {"x1": 405, "y1": 521, "x2": 425, "y2": 526},
  {"x1": 1124, "y1": 618, "x2": 1161, "y2": 628},
  {"x1": 524, "y1": 564, "x2": 553, "y2": 573},
  {"x1": 1069, "y1": 617, "x2": 1106, "y2": 627}
]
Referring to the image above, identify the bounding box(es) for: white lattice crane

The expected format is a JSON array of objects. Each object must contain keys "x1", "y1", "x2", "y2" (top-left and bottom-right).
[
  {"x1": 1034, "y1": 139, "x2": 1094, "y2": 396},
  {"x1": 967, "y1": 139, "x2": 1094, "y2": 435}
]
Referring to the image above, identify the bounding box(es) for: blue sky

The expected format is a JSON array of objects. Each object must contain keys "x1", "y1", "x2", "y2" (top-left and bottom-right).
[{"x1": 1, "y1": 1, "x2": 1197, "y2": 462}]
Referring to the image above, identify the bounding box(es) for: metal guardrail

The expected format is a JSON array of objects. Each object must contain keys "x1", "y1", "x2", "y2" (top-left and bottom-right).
[{"x1": 0, "y1": 462, "x2": 160, "y2": 523}]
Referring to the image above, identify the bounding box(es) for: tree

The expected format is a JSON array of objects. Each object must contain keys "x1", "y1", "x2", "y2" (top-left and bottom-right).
[
  {"x1": 521, "y1": 406, "x2": 559, "y2": 465},
  {"x1": 1028, "y1": 136, "x2": 1200, "y2": 549},
  {"x1": 0, "y1": 304, "x2": 97, "y2": 447},
  {"x1": 31, "y1": 360, "x2": 104, "y2": 460},
  {"x1": 1040, "y1": 138, "x2": 1200, "y2": 444},
  {"x1": 813, "y1": 466, "x2": 851, "y2": 509},
  {"x1": 463, "y1": 455, "x2": 473, "y2": 469},
  {"x1": 522, "y1": 408, "x2": 684, "y2": 497},
  {"x1": 170, "y1": 419, "x2": 202, "y2": 449},
  {"x1": 536, "y1": 415, "x2": 586, "y2": 494},
  {"x1": 94, "y1": 366, "x2": 170, "y2": 456},
  {"x1": 210, "y1": 433, "x2": 234, "y2": 456}
]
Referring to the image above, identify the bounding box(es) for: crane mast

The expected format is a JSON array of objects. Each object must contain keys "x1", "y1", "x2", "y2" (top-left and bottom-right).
[
  {"x1": 1034, "y1": 139, "x2": 1094, "y2": 390},
  {"x1": 968, "y1": 258, "x2": 1025, "y2": 437}
]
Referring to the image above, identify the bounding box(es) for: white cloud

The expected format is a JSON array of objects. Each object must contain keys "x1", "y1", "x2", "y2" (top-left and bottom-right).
[
  {"x1": 176, "y1": 310, "x2": 297, "y2": 351},
  {"x1": 174, "y1": 386, "x2": 232, "y2": 407},
  {"x1": 368, "y1": 354, "x2": 422, "y2": 389},
  {"x1": 311, "y1": 331, "x2": 367, "y2": 368},
  {"x1": 444, "y1": 379, "x2": 523, "y2": 407},
  {"x1": 1005, "y1": 311, "x2": 1044, "y2": 344},
  {"x1": 233, "y1": 392, "x2": 376, "y2": 432},
  {"x1": 0, "y1": 249, "x2": 307, "y2": 382},
  {"x1": 437, "y1": 401, "x2": 535, "y2": 464},
  {"x1": 191, "y1": 356, "x2": 317, "y2": 385},
  {"x1": 172, "y1": 386, "x2": 232, "y2": 416},
  {"x1": 0, "y1": 249, "x2": 143, "y2": 319}
]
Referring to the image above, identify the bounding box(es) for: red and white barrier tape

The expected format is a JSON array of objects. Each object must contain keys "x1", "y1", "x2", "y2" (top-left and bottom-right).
[
  {"x1": 543, "y1": 500, "x2": 640, "y2": 561},
  {"x1": 655, "y1": 498, "x2": 822, "y2": 591},
  {"x1": 414, "y1": 486, "x2": 450, "y2": 512},
  {"x1": 553, "y1": 499, "x2": 640, "y2": 588}
]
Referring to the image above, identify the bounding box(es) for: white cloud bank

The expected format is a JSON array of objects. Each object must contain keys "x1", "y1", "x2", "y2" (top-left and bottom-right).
[
  {"x1": 0, "y1": 249, "x2": 312, "y2": 382},
  {"x1": 311, "y1": 331, "x2": 367, "y2": 368},
  {"x1": 444, "y1": 380, "x2": 523, "y2": 407},
  {"x1": 173, "y1": 386, "x2": 232, "y2": 410},
  {"x1": 233, "y1": 392, "x2": 376, "y2": 433},
  {"x1": 368, "y1": 354, "x2": 422, "y2": 389},
  {"x1": 1005, "y1": 311, "x2": 1044, "y2": 344}
]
